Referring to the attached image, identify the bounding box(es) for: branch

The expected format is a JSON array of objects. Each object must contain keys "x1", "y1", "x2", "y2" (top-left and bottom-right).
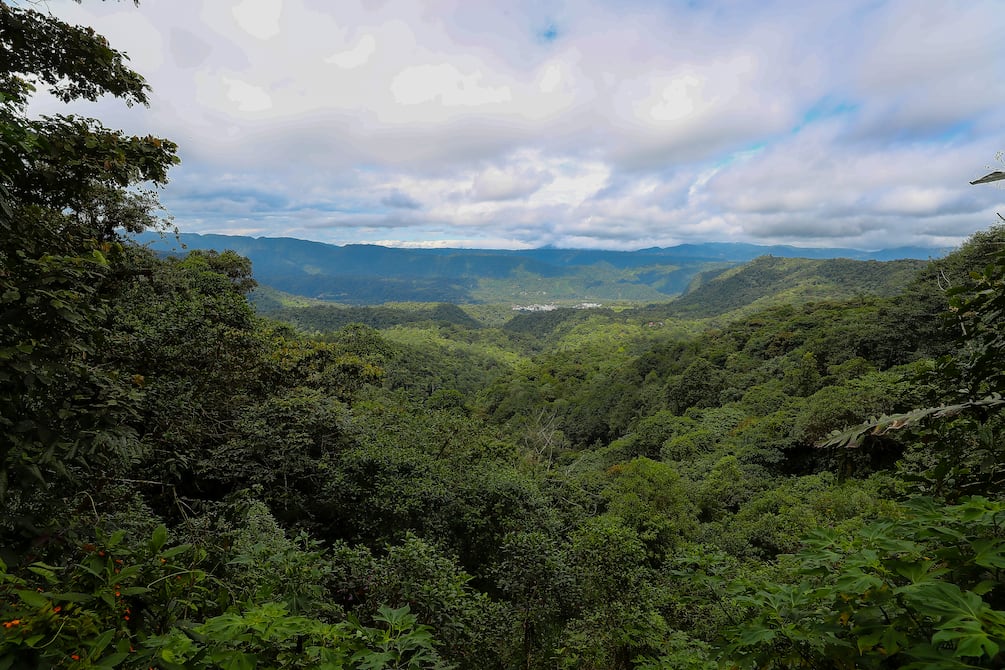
[
  {"x1": 970, "y1": 171, "x2": 1005, "y2": 185},
  {"x1": 816, "y1": 393, "x2": 1005, "y2": 449}
]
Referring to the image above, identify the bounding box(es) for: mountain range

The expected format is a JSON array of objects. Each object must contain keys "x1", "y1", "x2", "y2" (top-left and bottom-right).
[{"x1": 135, "y1": 232, "x2": 946, "y2": 305}]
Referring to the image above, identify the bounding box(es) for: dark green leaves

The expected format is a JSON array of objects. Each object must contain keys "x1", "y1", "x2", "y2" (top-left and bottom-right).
[
  {"x1": 0, "y1": 3, "x2": 147, "y2": 110},
  {"x1": 722, "y1": 497, "x2": 1005, "y2": 668}
]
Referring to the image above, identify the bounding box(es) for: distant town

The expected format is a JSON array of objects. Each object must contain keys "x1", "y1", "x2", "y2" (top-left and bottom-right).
[{"x1": 511, "y1": 302, "x2": 603, "y2": 312}]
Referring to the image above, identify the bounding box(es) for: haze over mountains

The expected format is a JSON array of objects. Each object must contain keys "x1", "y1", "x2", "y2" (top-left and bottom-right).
[{"x1": 137, "y1": 232, "x2": 946, "y2": 305}]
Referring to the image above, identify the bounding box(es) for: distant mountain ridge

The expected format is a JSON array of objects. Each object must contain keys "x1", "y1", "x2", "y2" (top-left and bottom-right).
[
  {"x1": 661, "y1": 255, "x2": 928, "y2": 318},
  {"x1": 134, "y1": 232, "x2": 947, "y2": 305}
]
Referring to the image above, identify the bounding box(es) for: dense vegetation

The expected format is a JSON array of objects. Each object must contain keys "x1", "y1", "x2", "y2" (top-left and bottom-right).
[
  {"x1": 3, "y1": 4, "x2": 1005, "y2": 669},
  {"x1": 139, "y1": 232, "x2": 939, "y2": 305},
  {"x1": 663, "y1": 256, "x2": 926, "y2": 319}
]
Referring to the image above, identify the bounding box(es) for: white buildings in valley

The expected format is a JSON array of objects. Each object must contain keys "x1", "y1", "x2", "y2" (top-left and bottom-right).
[{"x1": 511, "y1": 302, "x2": 603, "y2": 312}]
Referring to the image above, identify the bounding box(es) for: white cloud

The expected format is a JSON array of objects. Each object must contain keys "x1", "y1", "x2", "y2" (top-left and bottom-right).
[
  {"x1": 372, "y1": 238, "x2": 535, "y2": 249},
  {"x1": 326, "y1": 34, "x2": 376, "y2": 69},
  {"x1": 538, "y1": 63, "x2": 563, "y2": 93},
  {"x1": 390, "y1": 63, "x2": 512, "y2": 107},
  {"x1": 471, "y1": 165, "x2": 551, "y2": 201},
  {"x1": 222, "y1": 76, "x2": 273, "y2": 112},
  {"x1": 646, "y1": 73, "x2": 703, "y2": 122},
  {"x1": 872, "y1": 187, "x2": 965, "y2": 217},
  {"x1": 33, "y1": 0, "x2": 1005, "y2": 251},
  {"x1": 529, "y1": 160, "x2": 610, "y2": 208},
  {"x1": 232, "y1": 0, "x2": 283, "y2": 39}
]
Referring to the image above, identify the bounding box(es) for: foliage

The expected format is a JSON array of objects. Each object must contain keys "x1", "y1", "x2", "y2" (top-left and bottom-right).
[
  {"x1": 943, "y1": 232, "x2": 1005, "y2": 398},
  {"x1": 0, "y1": 523, "x2": 454, "y2": 670},
  {"x1": 666, "y1": 256, "x2": 926, "y2": 319},
  {"x1": 0, "y1": 525, "x2": 212, "y2": 669},
  {"x1": 494, "y1": 530, "x2": 576, "y2": 666},
  {"x1": 818, "y1": 394, "x2": 1005, "y2": 450},
  {"x1": 148, "y1": 603, "x2": 451, "y2": 670},
  {"x1": 7, "y1": 5, "x2": 1005, "y2": 668},
  {"x1": 820, "y1": 232, "x2": 1005, "y2": 497},
  {"x1": 148, "y1": 231, "x2": 934, "y2": 307},
  {"x1": 721, "y1": 496, "x2": 1005, "y2": 669},
  {"x1": 261, "y1": 302, "x2": 481, "y2": 334},
  {"x1": 602, "y1": 458, "x2": 697, "y2": 561},
  {"x1": 0, "y1": 0, "x2": 176, "y2": 529}
]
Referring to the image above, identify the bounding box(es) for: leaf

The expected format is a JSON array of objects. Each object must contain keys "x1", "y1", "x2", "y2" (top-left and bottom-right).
[
  {"x1": 970, "y1": 580, "x2": 996, "y2": 596},
  {"x1": 15, "y1": 589, "x2": 49, "y2": 608},
  {"x1": 932, "y1": 624, "x2": 1000, "y2": 659},
  {"x1": 970, "y1": 171, "x2": 1005, "y2": 185},
  {"x1": 149, "y1": 524, "x2": 168, "y2": 553},
  {"x1": 737, "y1": 625, "x2": 776, "y2": 646},
  {"x1": 54, "y1": 592, "x2": 93, "y2": 603},
  {"x1": 906, "y1": 582, "x2": 987, "y2": 621},
  {"x1": 816, "y1": 395, "x2": 1005, "y2": 449},
  {"x1": 970, "y1": 539, "x2": 1005, "y2": 569},
  {"x1": 887, "y1": 559, "x2": 939, "y2": 584},
  {"x1": 217, "y1": 652, "x2": 257, "y2": 670},
  {"x1": 92, "y1": 629, "x2": 116, "y2": 654},
  {"x1": 95, "y1": 651, "x2": 129, "y2": 668},
  {"x1": 857, "y1": 630, "x2": 882, "y2": 653},
  {"x1": 26, "y1": 565, "x2": 58, "y2": 581},
  {"x1": 160, "y1": 544, "x2": 191, "y2": 559}
]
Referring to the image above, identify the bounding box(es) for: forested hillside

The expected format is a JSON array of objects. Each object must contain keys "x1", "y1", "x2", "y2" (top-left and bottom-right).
[
  {"x1": 663, "y1": 256, "x2": 926, "y2": 318},
  {"x1": 138, "y1": 232, "x2": 941, "y2": 305},
  {"x1": 3, "y1": 5, "x2": 1005, "y2": 670}
]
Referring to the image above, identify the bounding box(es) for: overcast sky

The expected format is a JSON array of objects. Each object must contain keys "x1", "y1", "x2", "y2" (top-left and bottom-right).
[{"x1": 34, "y1": 0, "x2": 1005, "y2": 250}]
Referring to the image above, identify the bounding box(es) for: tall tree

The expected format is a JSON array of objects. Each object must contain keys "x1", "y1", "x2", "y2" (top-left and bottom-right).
[{"x1": 0, "y1": 1, "x2": 178, "y2": 508}]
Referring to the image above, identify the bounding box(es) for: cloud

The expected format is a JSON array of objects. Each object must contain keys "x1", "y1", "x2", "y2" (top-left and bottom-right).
[
  {"x1": 33, "y1": 0, "x2": 1005, "y2": 251},
  {"x1": 232, "y1": 0, "x2": 283, "y2": 39},
  {"x1": 471, "y1": 165, "x2": 552, "y2": 201},
  {"x1": 325, "y1": 34, "x2": 376, "y2": 69},
  {"x1": 849, "y1": 1, "x2": 1004, "y2": 134},
  {"x1": 381, "y1": 191, "x2": 422, "y2": 209},
  {"x1": 222, "y1": 76, "x2": 273, "y2": 111},
  {"x1": 390, "y1": 64, "x2": 512, "y2": 107},
  {"x1": 170, "y1": 28, "x2": 213, "y2": 69}
]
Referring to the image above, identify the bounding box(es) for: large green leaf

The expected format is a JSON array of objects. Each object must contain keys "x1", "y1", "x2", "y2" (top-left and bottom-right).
[{"x1": 817, "y1": 394, "x2": 1005, "y2": 448}]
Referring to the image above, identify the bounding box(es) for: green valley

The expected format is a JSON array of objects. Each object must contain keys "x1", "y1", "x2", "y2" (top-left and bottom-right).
[
  {"x1": 137, "y1": 231, "x2": 941, "y2": 306},
  {"x1": 3, "y1": 5, "x2": 1005, "y2": 670}
]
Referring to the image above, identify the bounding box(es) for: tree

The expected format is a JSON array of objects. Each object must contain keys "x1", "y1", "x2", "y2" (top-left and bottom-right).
[
  {"x1": 0, "y1": 1, "x2": 176, "y2": 214},
  {"x1": 602, "y1": 458, "x2": 697, "y2": 563},
  {"x1": 0, "y1": 1, "x2": 177, "y2": 511},
  {"x1": 667, "y1": 358, "x2": 724, "y2": 415},
  {"x1": 818, "y1": 207, "x2": 1005, "y2": 496}
]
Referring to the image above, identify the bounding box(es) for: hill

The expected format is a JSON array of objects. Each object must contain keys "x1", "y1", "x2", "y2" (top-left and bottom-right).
[
  {"x1": 135, "y1": 232, "x2": 945, "y2": 305},
  {"x1": 659, "y1": 255, "x2": 928, "y2": 318}
]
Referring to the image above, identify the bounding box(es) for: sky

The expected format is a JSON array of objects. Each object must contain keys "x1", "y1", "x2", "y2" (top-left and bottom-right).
[{"x1": 31, "y1": 0, "x2": 1005, "y2": 250}]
